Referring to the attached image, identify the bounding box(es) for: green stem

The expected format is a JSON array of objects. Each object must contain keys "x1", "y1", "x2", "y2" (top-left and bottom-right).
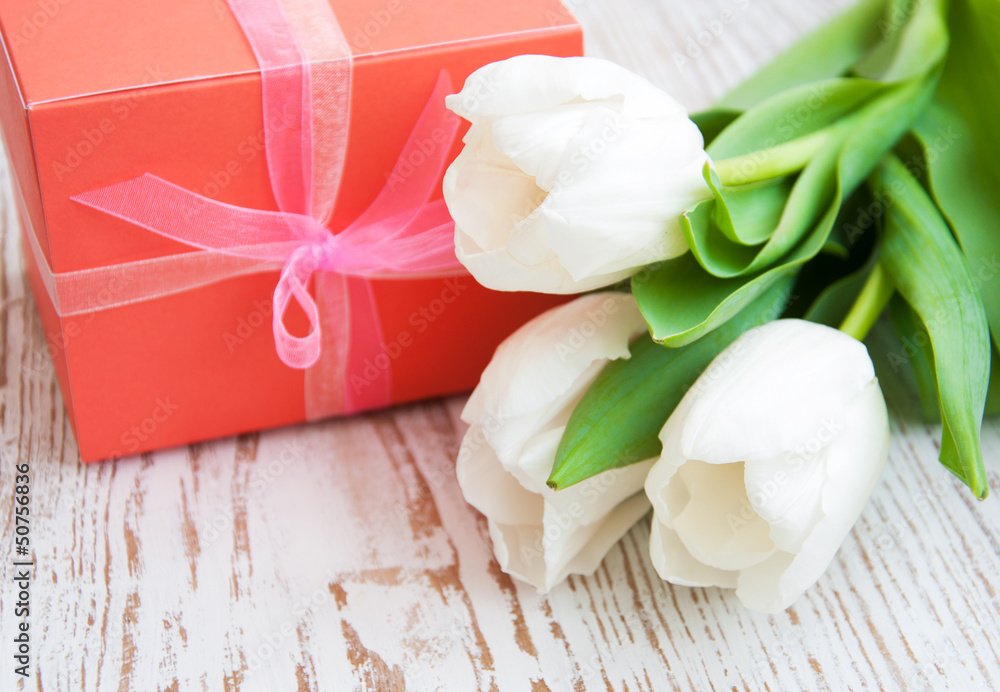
[
  {"x1": 839, "y1": 262, "x2": 896, "y2": 341},
  {"x1": 713, "y1": 128, "x2": 833, "y2": 186}
]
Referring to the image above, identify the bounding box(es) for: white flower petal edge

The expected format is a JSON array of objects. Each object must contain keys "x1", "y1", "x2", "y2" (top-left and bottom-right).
[
  {"x1": 444, "y1": 55, "x2": 712, "y2": 294},
  {"x1": 457, "y1": 292, "x2": 655, "y2": 592},
  {"x1": 645, "y1": 319, "x2": 890, "y2": 612}
]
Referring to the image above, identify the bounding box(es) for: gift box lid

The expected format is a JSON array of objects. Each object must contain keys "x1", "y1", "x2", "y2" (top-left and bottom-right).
[
  {"x1": 0, "y1": 0, "x2": 579, "y2": 105},
  {"x1": 0, "y1": 0, "x2": 580, "y2": 276}
]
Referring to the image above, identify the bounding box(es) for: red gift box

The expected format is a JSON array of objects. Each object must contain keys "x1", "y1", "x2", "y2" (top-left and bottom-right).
[{"x1": 0, "y1": 0, "x2": 581, "y2": 461}]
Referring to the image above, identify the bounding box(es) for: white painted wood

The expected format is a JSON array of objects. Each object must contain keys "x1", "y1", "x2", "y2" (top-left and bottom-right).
[{"x1": 1, "y1": 1, "x2": 998, "y2": 690}]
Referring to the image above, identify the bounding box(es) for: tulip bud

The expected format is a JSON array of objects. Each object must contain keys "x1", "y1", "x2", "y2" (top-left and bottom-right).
[
  {"x1": 457, "y1": 292, "x2": 655, "y2": 592},
  {"x1": 645, "y1": 319, "x2": 890, "y2": 612},
  {"x1": 444, "y1": 55, "x2": 712, "y2": 294}
]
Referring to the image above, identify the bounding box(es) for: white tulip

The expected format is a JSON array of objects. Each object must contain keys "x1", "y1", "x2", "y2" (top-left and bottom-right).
[
  {"x1": 644, "y1": 319, "x2": 890, "y2": 612},
  {"x1": 457, "y1": 292, "x2": 655, "y2": 592},
  {"x1": 444, "y1": 55, "x2": 712, "y2": 294}
]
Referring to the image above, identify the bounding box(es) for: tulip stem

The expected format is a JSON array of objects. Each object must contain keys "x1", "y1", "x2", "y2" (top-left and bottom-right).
[
  {"x1": 839, "y1": 263, "x2": 896, "y2": 341},
  {"x1": 714, "y1": 128, "x2": 832, "y2": 186}
]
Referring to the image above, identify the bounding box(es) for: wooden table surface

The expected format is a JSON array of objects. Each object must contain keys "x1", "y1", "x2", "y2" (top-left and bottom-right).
[{"x1": 2, "y1": 1, "x2": 999, "y2": 690}]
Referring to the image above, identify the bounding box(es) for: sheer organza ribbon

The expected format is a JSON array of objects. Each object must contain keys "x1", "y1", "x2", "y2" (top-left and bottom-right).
[{"x1": 30, "y1": 0, "x2": 466, "y2": 417}]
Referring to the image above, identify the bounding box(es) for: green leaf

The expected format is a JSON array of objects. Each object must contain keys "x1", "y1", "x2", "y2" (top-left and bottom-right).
[
  {"x1": 636, "y1": 64, "x2": 939, "y2": 347},
  {"x1": 689, "y1": 167, "x2": 792, "y2": 249},
  {"x1": 693, "y1": 74, "x2": 938, "y2": 280},
  {"x1": 876, "y1": 154, "x2": 990, "y2": 498},
  {"x1": 718, "y1": 0, "x2": 889, "y2": 109},
  {"x1": 910, "y1": 0, "x2": 1000, "y2": 354},
  {"x1": 855, "y1": 0, "x2": 948, "y2": 81},
  {"x1": 888, "y1": 294, "x2": 941, "y2": 422},
  {"x1": 710, "y1": 79, "x2": 883, "y2": 160},
  {"x1": 547, "y1": 276, "x2": 796, "y2": 490},
  {"x1": 673, "y1": 0, "x2": 948, "y2": 327},
  {"x1": 631, "y1": 255, "x2": 795, "y2": 347}
]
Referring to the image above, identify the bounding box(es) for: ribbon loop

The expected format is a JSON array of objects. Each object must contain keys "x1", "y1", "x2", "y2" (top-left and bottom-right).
[{"x1": 273, "y1": 243, "x2": 325, "y2": 368}]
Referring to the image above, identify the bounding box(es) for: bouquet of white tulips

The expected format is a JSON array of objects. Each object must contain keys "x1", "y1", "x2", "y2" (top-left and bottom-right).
[{"x1": 446, "y1": 0, "x2": 999, "y2": 613}]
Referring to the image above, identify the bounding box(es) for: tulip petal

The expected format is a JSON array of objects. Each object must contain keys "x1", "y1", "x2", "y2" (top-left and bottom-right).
[
  {"x1": 743, "y1": 451, "x2": 827, "y2": 553},
  {"x1": 463, "y1": 293, "x2": 646, "y2": 425},
  {"x1": 490, "y1": 103, "x2": 601, "y2": 187},
  {"x1": 647, "y1": 319, "x2": 890, "y2": 611},
  {"x1": 456, "y1": 425, "x2": 543, "y2": 526},
  {"x1": 476, "y1": 359, "x2": 601, "y2": 471},
  {"x1": 734, "y1": 381, "x2": 889, "y2": 612},
  {"x1": 444, "y1": 126, "x2": 547, "y2": 254},
  {"x1": 680, "y1": 320, "x2": 876, "y2": 464},
  {"x1": 539, "y1": 452, "x2": 655, "y2": 527},
  {"x1": 488, "y1": 520, "x2": 546, "y2": 589},
  {"x1": 490, "y1": 491, "x2": 652, "y2": 593},
  {"x1": 445, "y1": 55, "x2": 711, "y2": 293},
  {"x1": 543, "y1": 492, "x2": 652, "y2": 591},
  {"x1": 670, "y1": 460, "x2": 777, "y2": 571},
  {"x1": 541, "y1": 115, "x2": 708, "y2": 280},
  {"x1": 648, "y1": 520, "x2": 739, "y2": 589},
  {"x1": 475, "y1": 427, "x2": 653, "y2": 593},
  {"x1": 455, "y1": 228, "x2": 633, "y2": 294}
]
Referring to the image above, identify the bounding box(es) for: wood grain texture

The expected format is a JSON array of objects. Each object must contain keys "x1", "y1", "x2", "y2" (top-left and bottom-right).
[{"x1": 1, "y1": 0, "x2": 999, "y2": 690}]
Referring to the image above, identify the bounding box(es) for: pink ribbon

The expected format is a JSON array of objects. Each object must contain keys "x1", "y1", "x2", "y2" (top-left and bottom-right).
[{"x1": 58, "y1": 0, "x2": 465, "y2": 415}]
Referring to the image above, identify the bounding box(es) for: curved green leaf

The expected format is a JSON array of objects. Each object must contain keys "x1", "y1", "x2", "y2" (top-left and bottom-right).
[
  {"x1": 911, "y1": 0, "x2": 1000, "y2": 354},
  {"x1": 876, "y1": 155, "x2": 990, "y2": 498},
  {"x1": 888, "y1": 294, "x2": 942, "y2": 422},
  {"x1": 690, "y1": 74, "x2": 937, "y2": 280},
  {"x1": 710, "y1": 79, "x2": 883, "y2": 160},
  {"x1": 631, "y1": 255, "x2": 796, "y2": 347},
  {"x1": 547, "y1": 277, "x2": 795, "y2": 490}
]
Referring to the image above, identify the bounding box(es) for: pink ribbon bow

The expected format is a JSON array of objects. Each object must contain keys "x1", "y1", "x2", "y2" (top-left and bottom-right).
[{"x1": 66, "y1": 0, "x2": 465, "y2": 415}]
